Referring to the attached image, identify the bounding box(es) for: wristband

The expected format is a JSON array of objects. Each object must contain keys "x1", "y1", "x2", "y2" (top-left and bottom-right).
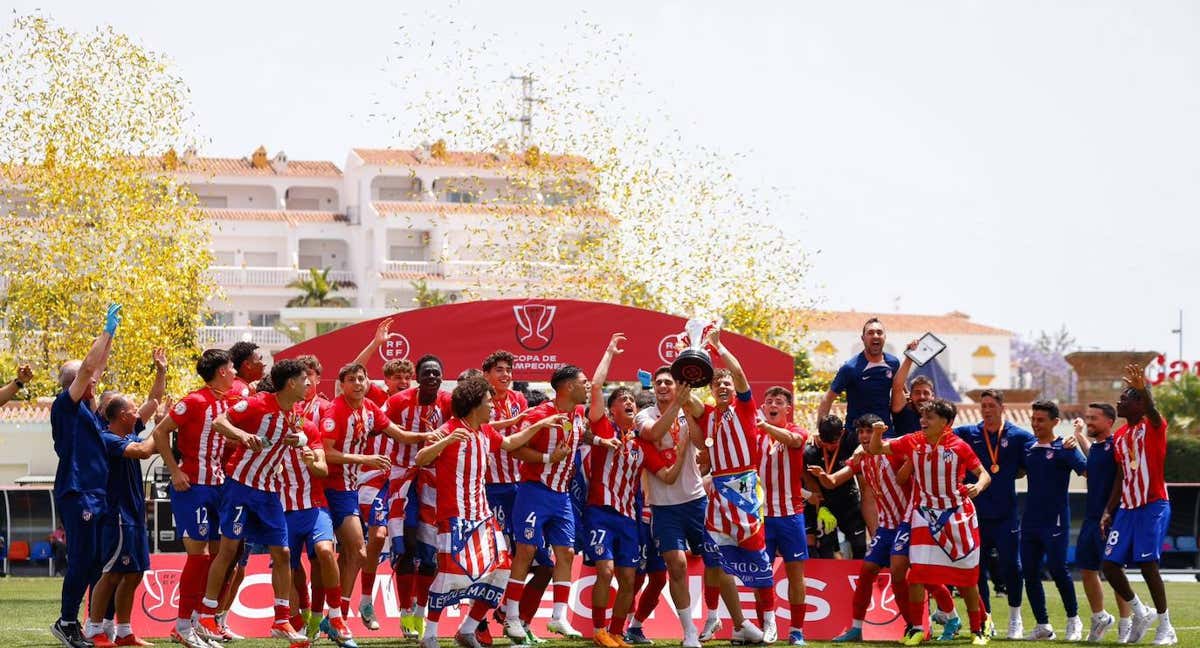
[{"x1": 542, "y1": 453, "x2": 552, "y2": 463}]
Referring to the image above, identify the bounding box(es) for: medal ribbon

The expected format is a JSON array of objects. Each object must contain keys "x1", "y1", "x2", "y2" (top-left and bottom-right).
[{"x1": 982, "y1": 423, "x2": 1003, "y2": 474}]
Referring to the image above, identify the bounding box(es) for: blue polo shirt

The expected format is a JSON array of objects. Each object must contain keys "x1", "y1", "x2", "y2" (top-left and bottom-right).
[
  {"x1": 50, "y1": 391, "x2": 109, "y2": 502},
  {"x1": 830, "y1": 352, "x2": 901, "y2": 430},
  {"x1": 892, "y1": 404, "x2": 921, "y2": 437},
  {"x1": 954, "y1": 421, "x2": 1036, "y2": 520},
  {"x1": 1020, "y1": 438, "x2": 1086, "y2": 529},
  {"x1": 100, "y1": 429, "x2": 146, "y2": 526},
  {"x1": 1083, "y1": 437, "x2": 1117, "y2": 522}
]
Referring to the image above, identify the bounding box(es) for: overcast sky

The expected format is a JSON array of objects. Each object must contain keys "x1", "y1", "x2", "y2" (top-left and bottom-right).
[{"x1": 17, "y1": 0, "x2": 1200, "y2": 359}]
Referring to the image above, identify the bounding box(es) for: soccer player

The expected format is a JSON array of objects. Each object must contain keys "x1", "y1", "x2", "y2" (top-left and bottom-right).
[
  {"x1": 870, "y1": 399, "x2": 993, "y2": 646},
  {"x1": 758, "y1": 386, "x2": 818, "y2": 645},
  {"x1": 804, "y1": 415, "x2": 868, "y2": 559},
  {"x1": 636, "y1": 367, "x2": 714, "y2": 648},
  {"x1": 85, "y1": 394, "x2": 159, "y2": 648},
  {"x1": 50, "y1": 304, "x2": 121, "y2": 648},
  {"x1": 0, "y1": 363, "x2": 33, "y2": 407},
  {"x1": 501, "y1": 356, "x2": 604, "y2": 643},
  {"x1": 1101, "y1": 364, "x2": 1177, "y2": 645},
  {"x1": 695, "y1": 328, "x2": 770, "y2": 645},
  {"x1": 1019, "y1": 400, "x2": 1086, "y2": 640},
  {"x1": 584, "y1": 334, "x2": 691, "y2": 648},
  {"x1": 151, "y1": 346, "x2": 237, "y2": 648},
  {"x1": 383, "y1": 355, "x2": 453, "y2": 636},
  {"x1": 413, "y1": 376, "x2": 551, "y2": 648},
  {"x1": 191, "y1": 359, "x2": 309, "y2": 645},
  {"x1": 954, "y1": 389, "x2": 1034, "y2": 638},
  {"x1": 278, "y1": 369, "x2": 352, "y2": 648},
  {"x1": 320, "y1": 363, "x2": 431, "y2": 630},
  {"x1": 228, "y1": 341, "x2": 265, "y2": 397},
  {"x1": 1070, "y1": 403, "x2": 1131, "y2": 642},
  {"x1": 480, "y1": 350, "x2": 539, "y2": 644}
]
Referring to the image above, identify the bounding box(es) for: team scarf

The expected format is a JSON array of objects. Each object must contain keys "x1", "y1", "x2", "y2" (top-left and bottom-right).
[
  {"x1": 428, "y1": 516, "x2": 512, "y2": 612},
  {"x1": 907, "y1": 497, "x2": 980, "y2": 587},
  {"x1": 706, "y1": 468, "x2": 773, "y2": 588}
]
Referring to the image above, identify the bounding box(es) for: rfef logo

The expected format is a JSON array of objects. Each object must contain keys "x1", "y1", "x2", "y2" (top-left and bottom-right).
[
  {"x1": 377, "y1": 332, "x2": 411, "y2": 362},
  {"x1": 658, "y1": 334, "x2": 682, "y2": 364},
  {"x1": 513, "y1": 304, "x2": 556, "y2": 351}
]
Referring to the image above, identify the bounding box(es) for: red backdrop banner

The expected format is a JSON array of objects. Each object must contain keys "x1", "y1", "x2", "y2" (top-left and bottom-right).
[
  {"x1": 132, "y1": 555, "x2": 913, "y2": 641},
  {"x1": 273, "y1": 299, "x2": 794, "y2": 397}
]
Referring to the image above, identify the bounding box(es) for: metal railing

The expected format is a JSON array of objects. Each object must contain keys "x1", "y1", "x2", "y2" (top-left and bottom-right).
[
  {"x1": 198, "y1": 326, "x2": 291, "y2": 347},
  {"x1": 206, "y1": 266, "x2": 355, "y2": 288}
]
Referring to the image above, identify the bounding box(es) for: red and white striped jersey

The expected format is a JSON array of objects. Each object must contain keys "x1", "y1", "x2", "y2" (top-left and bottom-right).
[
  {"x1": 888, "y1": 431, "x2": 980, "y2": 510},
  {"x1": 757, "y1": 424, "x2": 809, "y2": 517},
  {"x1": 700, "y1": 397, "x2": 762, "y2": 476},
  {"x1": 278, "y1": 419, "x2": 326, "y2": 512},
  {"x1": 224, "y1": 393, "x2": 300, "y2": 493},
  {"x1": 432, "y1": 418, "x2": 503, "y2": 520},
  {"x1": 295, "y1": 394, "x2": 332, "y2": 428},
  {"x1": 169, "y1": 387, "x2": 230, "y2": 486},
  {"x1": 586, "y1": 415, "x2": 646, "y2": 519},
  {"x1": 321, "y1": 396, "x2": 391, "y2": 491},
  {"x1": 1113, "y1": 417, "x2": 1169, "y2": 509},
  {"x1": 849, "y1": 451, "x2": 912, "y2": 529},
  {"x1": 220, "y1": 379, "x2": 254, "y2": 466},
  {"x1": 518, "y1": 402, "x2": 587, "y2": 493},
  {"x1": 366, "y1": 382, "x2": 389, "y2": 407},
  {"x1": 382, "y1": 387, "x2": 451, "y2": 482},
  {"x1": 485, "y1": 389, "x2": 528, "y2": 485}
]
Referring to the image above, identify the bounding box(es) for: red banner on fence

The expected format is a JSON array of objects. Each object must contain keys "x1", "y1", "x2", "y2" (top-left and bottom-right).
[{"x1": 133, "y1": 555, "x2": 912, "y2": 641}]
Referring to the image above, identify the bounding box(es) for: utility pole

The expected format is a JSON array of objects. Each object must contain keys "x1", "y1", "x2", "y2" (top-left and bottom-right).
[
  {"x1": 1171, "y1": 309, "x2": 1183, "y2": 359},
  {"x1": 509, "y1": 73, "x2": 544, "y2": 147}
]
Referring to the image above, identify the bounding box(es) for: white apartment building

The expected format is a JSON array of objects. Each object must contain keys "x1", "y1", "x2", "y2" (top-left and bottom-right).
[{"x1": 184, "y1": 143, "x2": 592, "y2": 351}]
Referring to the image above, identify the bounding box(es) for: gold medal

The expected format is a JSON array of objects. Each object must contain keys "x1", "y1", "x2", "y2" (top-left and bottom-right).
[{"x1": 990, "y1": 464, "x2": 999, "y2": 474}]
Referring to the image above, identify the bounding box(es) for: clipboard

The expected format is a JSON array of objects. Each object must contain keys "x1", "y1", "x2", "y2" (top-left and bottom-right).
[{"x1": 904, "y1": 332, "x2": 947, "y2": 367}]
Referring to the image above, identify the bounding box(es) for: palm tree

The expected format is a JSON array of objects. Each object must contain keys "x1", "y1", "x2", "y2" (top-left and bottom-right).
[
  {"x1": 287, "y1": 268, "x2": 351, "y2": 308},
  {"x1": 411, "y1": 279, "x2": 450, "y2": 308},
  {"x1": 1155, "y1": 372, "x2": 1200, "y2": 436}
]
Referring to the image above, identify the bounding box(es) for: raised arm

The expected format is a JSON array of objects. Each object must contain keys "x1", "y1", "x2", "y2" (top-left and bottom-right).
[
  {"x1": 1124, "y1": 363, "x2": 1163, "y2": 429},
  {"x1": 707, "y1": 328, "x2": 749, "y2": 394},
  {"x1": 808, "y1": 462, "x2": 856, "y2": 490},
  {"x1": 643, "y1": 386, "x2": 687, "y2": 443},
  {"x1": 817, "y1": 390, "x2": 837, "y2": 421},
  {"x1": 70, "y1": 304, "x2": 121, "y2": 403},
  {"x1": 1071, "y1": 417, "x2": 1092, "y2": 454},
  {"x1": 0, "y1": 364, "x2": 32, "y2": 407},
  {"x1": 122, "y1": 435, "x2": 157, "y2": 460},
  {"x1": 758, "y1": 420, "x2": 806, "y2": 448},
  {"x1": 139, "y1": 348, "x2": 168, "y2": 423},
  {"x1": 352, "y1": 318, "x2": 394, "y2": 368},
  {"x1": 892, "y1": 340, "x2": 918, "y2": 414},
  {"x1": 589, "y1": 333, "x2": 625, "y2": 423}
]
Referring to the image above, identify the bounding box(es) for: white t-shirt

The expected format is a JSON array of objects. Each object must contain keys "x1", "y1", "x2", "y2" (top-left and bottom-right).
[{"x1": 636, "y1": 405, "x2": 705, "y2": 506}]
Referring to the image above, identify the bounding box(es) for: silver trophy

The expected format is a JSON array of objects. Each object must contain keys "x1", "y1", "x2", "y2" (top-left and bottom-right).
[{"x1": 670, "y1": 318, "x2": 722, "y2": 388}]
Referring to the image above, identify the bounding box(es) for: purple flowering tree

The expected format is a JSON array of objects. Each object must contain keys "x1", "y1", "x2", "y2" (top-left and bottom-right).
[{"x1": 1012, "y1": 326, "x2": 1077, "y2": 402}]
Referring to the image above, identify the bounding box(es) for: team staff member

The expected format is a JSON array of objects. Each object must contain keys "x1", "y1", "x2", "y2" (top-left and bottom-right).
[
  {"x1": 1070, "y1": 404, "x2": 1130, "y2": 642},
  {"x1": 954, "y1": 389, "x2": 1034, "y2": 639},
  {"x1": 51, "y1": 304, "x2": 122, "y2": 648},
  {"x1": 817, "y1": 317, "x2": 901, "y2": 430},
  {"x1": 803, "y1": 416, "x2": 867, "y2": 559},
  {"x1": 890, "y1": 340, "x2": 937, "y2": 437}
]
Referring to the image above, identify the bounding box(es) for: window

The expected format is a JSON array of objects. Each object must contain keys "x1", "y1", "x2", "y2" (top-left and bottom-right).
[
  {"x1": 212, "y1": 251, "x2": 236, "y2": 266},
  {"x1": 378, "y1": 187, "x2": 412, "y2": 200},
  {"x1": 298, "y1": 255, "x2": 323, "y2": 269},
  {"x1": 444, "y1": 190, "x2": 478, "y2": 204},
  {"x1": 197, "y1": 195, "x2": 228, "y2": 208},
  {"x1": 205, "y1": 311, "x2": 234, "y2": 326},
  {"x1": 243, "y1": 251, "x2": 278, "y2": 267},
  {"x1": 285, "y1": 197, "x2": 319, "y2": 210},
  {"x1": 248, "y1": 312, "x2": 279, "y2": 327},
  {"x1": 389, "y1": 245, "x2": 426, "y2": 261}
]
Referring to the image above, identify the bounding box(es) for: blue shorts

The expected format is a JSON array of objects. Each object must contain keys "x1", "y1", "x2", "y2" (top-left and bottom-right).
[
  {"x1": 1105, "y1": 500, "x2": 1171, "y2": 565},
  {"x1": 765, "y1": 514, "x2": 809, "y2": 563},
  {"x1": 513, "y1": 481, "x2": 575, "y2": 549},
  {"x1": 325, "y1": 489, "x2": 360, "y2": 527},
  {"x1": 863, "y1": 525, "x2": 900, "y2": 567},
  {"x1": 583, "y1": 506, "x2": 640, "y2": 568},
  {"x1": 169, "y1": 483, "x2": 222, "y2": 542},
  {"x1": 892, "y1": 523, "x2": 912, "y2": 556},
  {"x1": 286, "y1": 508, "x2": 335, "y2": 569},
  {"x1": 101, "y1": 521, "x2": 150, "y2": 573},
  {"x1": 650, "y1": 497, "x2": 720, "y2": 567},
  {"x1": 638, "y1": 518, "x2": 667, "y2": 573},
  {"x1": 220, "y1": 479, "x2": 288, "y2": 547},
  {"x1": 487, "y1": 483, "x2": 554, "y2": 566},
  {"x1": 362, "y1": 482, "x2": 389, "y2": 528},
  {"x1": 1075, "y1": 518, "x2": 1106, "y2": 571}
]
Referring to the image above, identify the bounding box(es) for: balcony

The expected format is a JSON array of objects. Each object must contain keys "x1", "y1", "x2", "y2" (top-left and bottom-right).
[
  {"x1": 198, "y1": 326, "x2": 291, "y2": 348},
  {"x1": 382, "y1": 260, "x2": 441, "y2": 276},
  {"x1": 442, "y1": 260, "x2": 576, "y2": 282},
  {"x1": 207, "y1": 266, "x2": 355, "y2": 288}
]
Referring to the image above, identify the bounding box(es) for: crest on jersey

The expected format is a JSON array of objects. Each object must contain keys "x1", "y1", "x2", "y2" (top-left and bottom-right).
[
  {"x1": 1001, "y1": 438, "x2": 1009, "y2": 448},
  {"x1": 323, "y1": 418, "x2": 335, "y2": 432},
  {"x1": 173, "y1": 401, "x2": 187, "y2": 416},
  {"x1": 233, "y1": 400, "x2": 249, "y2": 413},
  {"x1": 513, "y1": 304, "x2": 556, "y2": 351},
  {"x1": 82, "y1": 510, "x2": 92, "y2": 521},
  {"x1": 1045, "y1": 450, "x2": 1054, "y2": 460},
  {"x1": 942, "y1": 450, "x2": 953, "y2": 462}
]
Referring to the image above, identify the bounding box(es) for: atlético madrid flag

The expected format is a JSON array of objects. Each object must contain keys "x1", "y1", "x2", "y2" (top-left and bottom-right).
[{"x1": 133, "y1": 555, "x2": 918, "y2": 641}]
